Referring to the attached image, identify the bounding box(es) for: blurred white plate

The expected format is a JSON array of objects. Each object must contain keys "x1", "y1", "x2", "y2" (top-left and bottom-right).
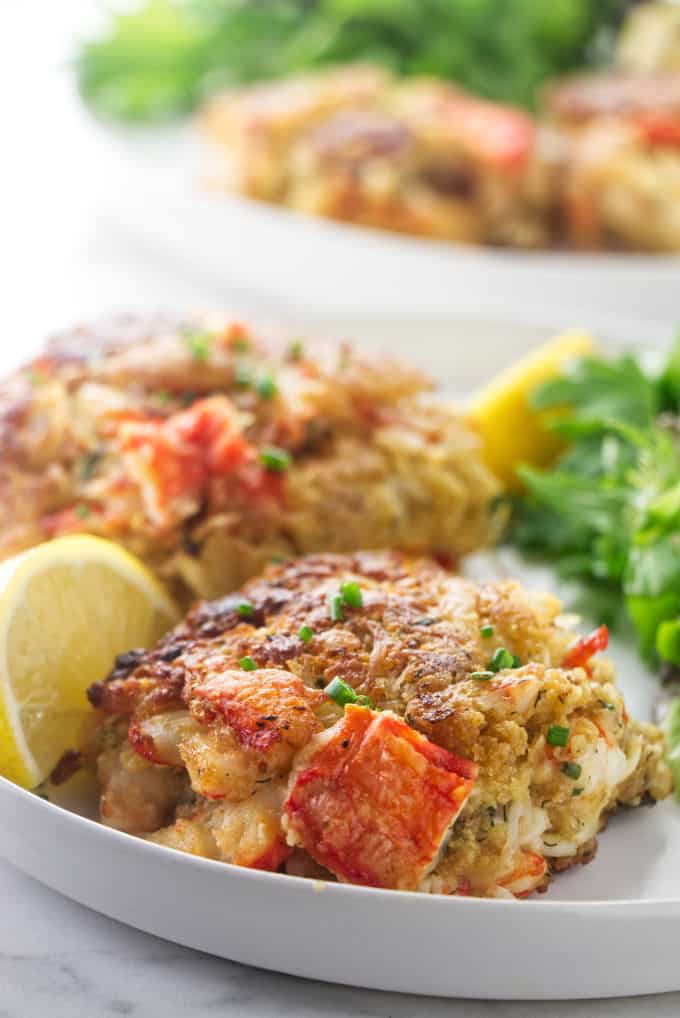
[
  {"x1": 101, "y1": 125, "x2": 680, "y2": 331},
  {"x1": 0, "y1": 315, "x2": 679, "y2": 1000}
]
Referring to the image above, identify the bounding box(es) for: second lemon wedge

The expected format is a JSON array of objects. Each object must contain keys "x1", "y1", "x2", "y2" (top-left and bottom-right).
[
  {"x1": 469, "y1": 329, "x2": 596, "y2": 489},
  {"x1": 0, "y1": 535, "x2": 179, "y2": 789}
]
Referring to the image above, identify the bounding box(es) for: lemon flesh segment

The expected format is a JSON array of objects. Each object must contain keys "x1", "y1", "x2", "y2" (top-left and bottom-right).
[
  {"x1": 0, "y1": 536, "x2": 179, "y2": 789},
  {"x1": 468, "y1": 329, "x2": 596, "y2": 490}
]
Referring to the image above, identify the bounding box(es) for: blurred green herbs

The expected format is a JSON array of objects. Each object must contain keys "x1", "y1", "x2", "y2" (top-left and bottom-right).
[
  {"x1": 77, "y1": 0, "x2": 628, "y2": 122},
  {"x1": 510, "y1": 337, "x2": 680, "y2": 673}
]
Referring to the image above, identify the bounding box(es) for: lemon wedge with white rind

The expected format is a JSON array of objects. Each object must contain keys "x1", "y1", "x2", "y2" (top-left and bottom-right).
[{"x1": 0, "y1": 535, "x2": 179, "y2": 789}]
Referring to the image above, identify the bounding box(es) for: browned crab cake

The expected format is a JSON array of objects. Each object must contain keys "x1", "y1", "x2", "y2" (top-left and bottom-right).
[{"x1": 84, "y1": 552, "x2": 671, "y2": 895}]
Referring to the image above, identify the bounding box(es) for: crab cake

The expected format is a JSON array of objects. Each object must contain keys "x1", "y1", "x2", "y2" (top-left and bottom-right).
[
  {"x1": 201, "y1": 66, "x2": 556, "y2": 249},
  {"x1": 0, "y1": 313, "x2": 498, "y2": 601},
  {"x1": 544, "y1": 71, "x2": 680, "y2": 251},
  {"x1": 83, "y1": 552, "x2": 671, "y2": 896}
]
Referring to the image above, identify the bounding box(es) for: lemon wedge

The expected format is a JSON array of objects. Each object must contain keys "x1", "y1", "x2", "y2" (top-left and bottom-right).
[
  {"x1": 0, "y1": 535, "x2": 179, "y2": 789},
  {"x1": 469, "y1": 329, "x2": 596, "y2": 490}
]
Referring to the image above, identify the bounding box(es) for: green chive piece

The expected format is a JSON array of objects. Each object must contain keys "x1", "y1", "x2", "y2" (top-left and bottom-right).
[
  {"x1": 288, "y1": 340, "x2": 304, "y2": 361},
  {"x1": 340, "y1": 580, "x2": 363, "y2": 609},
  {"x1": 480, "y1": 624, "x2": 494, "y2": 638},
  {"x1": 324, "y1": 677, "x2": 357, "y2": 706},
  {"x1": 234, "y1": 363, "x2": 253, "y2": 388},
  {"x1": 572, "y1": 786, "x2": 584, "y2": 797},
  {"x1": 470, "y1": 670, "x2": 494, "y2": 680},
  {"x1": 328, "y1": 592, "x2": 345, "y2": 622},
  {"x1": 488, "y1": 647, "x2": 515, "y2": 672},
  {"x1": 256, "y1": 375, "x2": 278, "y2": 400},
  {"x1": 562, "y1": 761, "x2": 582, "y2": 780},
  {"x1": 239, "y1": 656, "x2": 257, "y2": 671},
  {"x1": 547, "y1": 724, "x2": 570, "y2": 747},
  {"x1": 74, "y1": 504, "x2": 90, "y2": 519},
  {"x1": 298, "y1": 625, "x2": 314, "y2": 644},
  {"x1": 237, "y1": 601, "x2": 254, "y2": 618},
  {"x1": 79, "y1": 451, "x2": 101, "y2": 481},
  {"x1": 259, "y1": 446, "x2": 291, "y2": 472},
  {"x1": 182, "y1": 329, "x2": 212, "y2": 362}
]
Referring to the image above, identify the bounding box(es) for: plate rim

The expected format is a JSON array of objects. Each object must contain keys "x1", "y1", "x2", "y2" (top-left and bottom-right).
[{"x1": 3, "y1": 776, "x2": 679, "y2": 916}]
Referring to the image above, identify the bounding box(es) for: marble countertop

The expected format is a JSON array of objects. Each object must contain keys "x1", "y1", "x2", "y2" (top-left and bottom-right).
[{"x1": 3, "y1": 856, "x2": 679, "y2": 1018}]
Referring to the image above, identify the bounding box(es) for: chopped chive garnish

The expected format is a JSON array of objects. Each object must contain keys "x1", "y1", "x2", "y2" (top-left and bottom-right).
[
  {"x1": 182, "y1": 329, "x2": 212, "y2": 362},
  {"x1": 328, "y1": 592, "x2": 345, "y2": 622},
  {"x1": 547, "y1": 724, "x2": 570, "y2": 747},
  {"x1": 470, "y1": 670, "x2": 494, "y2": 680},
  {"x1": 256, "y1": 375, "x2": 278, "y2": 400},
  {"x1": 239, "y1": 656, "x2": 257, "y2": 671},
  {"x1": 325, "y1": 677, "x2": 372, "y2": 709},
  {"x1": 259, "y1": 446, "x2": 291, "y2": 472},
  {"x1": 288, "y1": 340, "x2": 304, "y2": 361},
  {"x1": 79, "y1": 451, "x2": 101, "y2": 481},
  {"x1": 488, "y1": 647, "x2": 515, "y2": 672},
  {"x1": 237, "y1": 601, "x2": 254, "y2": 618},
  {"x1": 298, "y1": 625, "x2": 314, "y2": 643},
  {"x1": 234, "y1": 363, "x2": 253, "y2": 388},
  {"x1": 572, "y1": 786, "x2": 584, "y2": 797},
  {"x1": 339, "y1": 580, "x2": 363, "y2": 609},
  {"x1": 74, "y1": 504, "x2": 90, "y2": 519},
  {"x1": 561, "y1": 761, "x2": 582, "y2": 780},
  {"x1": 480, "y1": 624, "x2": 494, "y2": 638}
]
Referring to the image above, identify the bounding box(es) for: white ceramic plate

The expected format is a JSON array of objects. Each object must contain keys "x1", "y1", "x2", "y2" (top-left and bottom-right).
[
  {"x1": 0, "y1": 316, "x2": 679, "y2": 1000},
  {"x1": 100, "y1": 125, "x2": 680, "y2": 330}
]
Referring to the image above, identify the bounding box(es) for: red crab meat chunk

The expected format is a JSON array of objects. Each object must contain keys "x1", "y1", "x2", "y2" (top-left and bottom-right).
[
  {"x1": 190, "y1": 668, "x2": 325, "y2": 774},
  {"x1": 284, "y1": 705, "x2": 477, "y2": 890},
  {"x1": 117, "y1": 396, "x2": 254, "y2": 527}
]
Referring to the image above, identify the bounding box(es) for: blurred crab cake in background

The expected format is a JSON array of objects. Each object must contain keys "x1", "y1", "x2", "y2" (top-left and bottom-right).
[
  {"x1": 0, "y1": 313, "x2": 499, "y2": 602},
  {"x1": 201, "y1": 66, "x2": 558, "y2": 248}
]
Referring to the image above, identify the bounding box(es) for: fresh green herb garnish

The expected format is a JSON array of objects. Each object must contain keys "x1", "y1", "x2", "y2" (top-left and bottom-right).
[
  {"x1": 256, "y1": 375, "x2": 278, "y2": 400},
  {"x1": 510, "y1": 335, "x2": 680, "y2": 674},
  {"x1": 298, "y1": 625, "x2": 314, "y2": 643},
  {"x1": 237, "y1": 601, "x2": 254, "y2": 618},
  {"x1": 328, "y1": 592, "x2": 345, "y2": 623},
  {"x1": 324, "y1": 677, "x2": 371, "y2": 709},
  {"x1": 182, "y1": 329, "x2": 212, "y2": 362},
  {"x1": 234, "y1": 363, "x2": 253, "y2": 388},
  {"x1": 547, "y1": 724, "x2": 570, "y2": 748},
  {"x1": 79, "y1": 451, "x2": 102, "y2": 481},
  {"x1": 561, "y1": 761, "x2": 582, "y2": 780},
  {"x1": 239, "y1": 655, "x2": 257, "y2": 671},
  {"x1": 339, "y1": 580, "x2": 363, "y2": 609},
  {"x1": 488, "y1": 647, "x2": 515, "y2": 672},
  {"x1": 480, "y1": 624, "x2": 494, "y2": 638},
  {"x1": 259, "y1": 446, "x2": 291, "y2": 472},
  {"x1": 76, "y1": 1, "x2": 626, "y2": 122}
]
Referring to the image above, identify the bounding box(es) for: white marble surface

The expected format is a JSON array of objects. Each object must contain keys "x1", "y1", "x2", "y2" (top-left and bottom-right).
[
  {"x1": 3, "y1": 856, "x2": 680, "y2": 1018},
  {"x1": 2, "y1": 4, "x2": 680, "y2": 1014}
]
